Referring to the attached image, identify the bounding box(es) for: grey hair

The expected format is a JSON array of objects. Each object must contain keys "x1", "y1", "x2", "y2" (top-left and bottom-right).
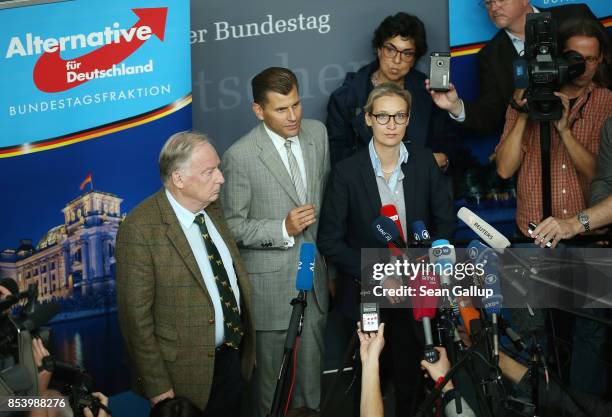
[
  {"x1": 363, "y1": 82, "x2": 412, "y2": 114},
  {"x1": 159, "y1": 131, "x2": 211, "y2": 184}
]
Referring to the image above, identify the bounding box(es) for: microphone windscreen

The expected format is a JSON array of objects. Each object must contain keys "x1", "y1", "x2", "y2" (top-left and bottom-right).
[
  {"x1": 482, "y1": 251, "x2": 503, "y2": 315},
  {"x1": 381, "y1": 205, "x2": 405, "y2": 241},
  {"x1": 0, "y1": 278, "x2": 19, "y2": 297},
  {"x1": 21, "y1": 302, "x2": 60, "y2": 332},
  {"x1": 372, "y1": 216, "x2": 402, "y2": 246},
  {"x1": 409, "y1": 271, "x2": 439, "y2": 321},
  {"x1": 411, "y1": 220, "x2": 430, "y2": 242},
  {"x1": 457, "y1": 296, "x2": 480, "y2": 335},
  {"x1": 467, "y1": 239, "x2": 488, "y2": 262},
  {"x1": 457, "y1": 207, "x2": 511, "y2": 249},
  {"x1": 429, "y1": 239, "x2": 456, "y2": 267},
  {"x1": 295, "y1": 243, "x2": 315, "y2": 291}
]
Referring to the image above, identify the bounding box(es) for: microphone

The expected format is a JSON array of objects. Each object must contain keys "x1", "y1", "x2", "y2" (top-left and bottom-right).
[
  {"x1": 456, "y1": 295, "x2": 480, "y2": 336},
  {"x1": 457, "y1": 207, "x2": 511, "y2": 250},
  {"x1": 411, "y1": 220, "x2": 431, "y2": 245},
  {"x1": 428, "y1": 239, "x2": 456, "y2": 309},
  {"x1": 381, "y1": 205, "x2": 406, "y2": 242},
  {"x1": 285, "y1": 243, "x2": 315, "y2": 350},
  {"x1": 372, "y1": 216, "x2": 406, "y2": 248},
  {"x1": 468, "y1": 241, "x2": 528, "y2": 351},
  {"x1": 499, "y1": 316, "x2": 527, "y2": 352},
  {"x1": 409, "y1": 270, "x2": 440, "y2": 363},
  {"x1": 428, "y1": 239, "x2": 456, "y2": 285},
  {"x1": 481, "y1": 251, "x2": 502, "y2": 358},
  {"x1": 296, "y1": 242, "x2": 315, "y2": 291},
  {"x1": 468, "y1": 239, "x2": 528, "y2": 297},
  {"x1": 19, "y1": 302, "x2": 60, "y2": 332}
]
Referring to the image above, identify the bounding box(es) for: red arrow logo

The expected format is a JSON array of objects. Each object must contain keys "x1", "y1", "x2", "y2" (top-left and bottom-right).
[{"x1": 33, "y1": 7, "x2": 167, "y2": 93}]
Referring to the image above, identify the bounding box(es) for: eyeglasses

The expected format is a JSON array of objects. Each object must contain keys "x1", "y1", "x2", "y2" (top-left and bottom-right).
[
  {"x1": 381, "y1": 43, "x2": 417, "y2": 62},
  {"x1": 479, "y1": 0, "x2": 510, "y2": 9},
  {"x1": 370, "y1": 112, "x2": 409, "y2": 125}
]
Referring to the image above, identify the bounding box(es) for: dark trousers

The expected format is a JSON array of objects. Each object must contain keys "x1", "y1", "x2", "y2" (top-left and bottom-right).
[
  {"x1": 203, "y1": 344, "x2": 244, "y2": 417},
  {"x1": 379, "y1": 308, "x2": 424, "y2": 417}
]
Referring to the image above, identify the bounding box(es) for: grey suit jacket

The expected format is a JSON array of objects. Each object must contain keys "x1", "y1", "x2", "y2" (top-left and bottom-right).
[
  {"x1": 221, "y1": 119, "x2": 331, "y2": 330},
  {"x1": 591, "y1": 118, "x2": 612, "y2": 206}
]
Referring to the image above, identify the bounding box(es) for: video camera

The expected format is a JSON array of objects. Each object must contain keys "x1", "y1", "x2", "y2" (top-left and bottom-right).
[
  {"x1": 513, "y1": 12, "x2": 585, "y2": 121},
  {"x1": 0, "y1": 282, "x2": 107, "y2": 416},
  {"x1": 53, "y1": 361, "x2": 103, "y2": 417}
]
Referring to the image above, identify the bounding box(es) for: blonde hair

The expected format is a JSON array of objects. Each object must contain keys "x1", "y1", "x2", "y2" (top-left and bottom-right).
[{"x1": 363, "y1": 82, "x2": 412, "y2": 114}]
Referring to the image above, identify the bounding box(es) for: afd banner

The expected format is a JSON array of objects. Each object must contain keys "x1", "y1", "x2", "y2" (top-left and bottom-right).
[
  {"x1": 0, "y1": 0, "x2": 190, "y2": 394},
  {"x1": 448, "y1": 0, "x2": 611, "y2": 239}
]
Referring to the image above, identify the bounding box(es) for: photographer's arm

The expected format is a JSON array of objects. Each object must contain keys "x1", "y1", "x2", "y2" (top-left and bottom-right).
[
  {"x1": 554, "y1": 93, "x2": 596, "y2": 182},
  {"x1": 496, "y1": 93, "x2": 528, "y2": 179},
  {"x1": 31, "y1": 338, "x2": 51, "y2": 394},
  {"x1": 359, "y1": 323, "x2": 385, "y2": 417}
]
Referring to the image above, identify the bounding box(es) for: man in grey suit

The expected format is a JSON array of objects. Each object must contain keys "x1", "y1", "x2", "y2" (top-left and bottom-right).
[{"x1": 221, "y1": 67, "x2": 330, "y2": 416}]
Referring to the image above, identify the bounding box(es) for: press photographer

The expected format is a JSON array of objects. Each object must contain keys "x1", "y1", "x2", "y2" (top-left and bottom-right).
[{"x1": 0, "y1": 279, "x2": 110, "y2": 417}]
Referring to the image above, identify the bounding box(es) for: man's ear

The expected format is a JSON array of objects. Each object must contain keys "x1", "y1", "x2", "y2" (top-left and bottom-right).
[
  {"x1": 171, "y1": 170, "x2": 184, "y2": 189},
  {"x1": 252, "y1": 102, "x2": 264, "y2": 121}
]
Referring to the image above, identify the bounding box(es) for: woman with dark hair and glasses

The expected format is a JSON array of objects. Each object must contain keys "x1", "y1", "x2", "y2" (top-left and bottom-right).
[
  {"x1": 318, "y1": 82, "x2": 455, "y2": 416},
  {"x1": 326, "y1": 12, "x2": 454, "y2": 169}
]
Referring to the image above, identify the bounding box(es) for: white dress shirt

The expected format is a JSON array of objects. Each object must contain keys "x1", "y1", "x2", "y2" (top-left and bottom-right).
[
  {"x1": 165, "y1": 189, "x2": 241, "y2": 347},
  {"x1": 263, "y1": 123, "x2": 308, "y2": 248}
]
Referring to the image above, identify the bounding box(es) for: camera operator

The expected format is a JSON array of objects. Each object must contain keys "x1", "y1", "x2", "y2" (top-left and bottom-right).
[
  {"x1": 28, "y1": 337, "x2": 110, "y2": 417},
  {"x1": 495, "y1": 18, "x2": 612, "y2": 395},
  {"x1": 426, "y1": 2, "x2": 601, "y2": 135},
  {"x1": 357, "y1": 323, "x2": 475, "y2": 417},
  {"x1": 495, "y1": 17, "x2": 612, "y2": 239}
]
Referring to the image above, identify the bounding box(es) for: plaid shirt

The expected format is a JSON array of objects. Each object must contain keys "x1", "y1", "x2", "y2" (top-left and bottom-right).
[{"x1": 497, "y1": 84, "x2": 612, "y2": 236}]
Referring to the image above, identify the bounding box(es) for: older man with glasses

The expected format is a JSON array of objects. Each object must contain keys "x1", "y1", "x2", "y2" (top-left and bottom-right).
[
  {"x1": 327, "y1": 12, "x2": 454, "y2": 170},
  {"x1": 427, "y1": 0, "x2": 601, "y2": 135}
]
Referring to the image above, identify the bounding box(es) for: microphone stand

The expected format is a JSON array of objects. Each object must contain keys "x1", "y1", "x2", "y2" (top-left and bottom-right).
[
  {"x1": 470, "y1": 316, "x2": 505, "y2": 417},
  {"x1": 268, "y1": 290, "x2": 307, "y2": 417},
  {"x1": 415, "y1": 329, "x2": 497, "y2": 417},
  {"x1": 436, "y1": 309, "x2": 465, "y2": 416},
  {"x1": 529, "y1": 335, "x2": 544, "y2": 417}
]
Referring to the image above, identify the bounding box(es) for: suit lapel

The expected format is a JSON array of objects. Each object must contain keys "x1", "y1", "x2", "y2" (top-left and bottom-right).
[
  {"x1": 255, "y1": 124, "x2": 301, "y2": 206},
  {"x1": 299, "y1": 128, "x2": 316, "y2": 203},
  {"x1": 401, "y1": 157, "x2": 416, "y2": 221},
  {"x1": 155, "y1": 190, "x2": 211, "y2": 300},
  {"x1": 358, "y1": 150, "x2": 382, "y2": 216}
]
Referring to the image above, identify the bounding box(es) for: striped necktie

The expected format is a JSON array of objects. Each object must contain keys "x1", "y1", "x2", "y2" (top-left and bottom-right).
[
  {"x1": 284, "y1": 140, "x2": 307, "y2": 204},
  {"x1": 194, "y1": 213, "x2": 243, "y2": 349}
]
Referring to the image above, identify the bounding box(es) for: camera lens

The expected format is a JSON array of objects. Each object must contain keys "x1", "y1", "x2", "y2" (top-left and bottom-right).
[{"x1": 436, "y1": 60, "x2": 444, "y2": 67}]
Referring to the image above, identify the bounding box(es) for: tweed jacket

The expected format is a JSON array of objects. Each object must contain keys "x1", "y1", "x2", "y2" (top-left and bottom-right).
[{"x1": 115, "y1": 189, "x2": 255, "y2": 410}]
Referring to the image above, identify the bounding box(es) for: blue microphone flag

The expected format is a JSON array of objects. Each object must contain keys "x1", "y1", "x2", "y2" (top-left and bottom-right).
[{"x1": 296, "y1": 242, "x2": 315, "y2": 291}]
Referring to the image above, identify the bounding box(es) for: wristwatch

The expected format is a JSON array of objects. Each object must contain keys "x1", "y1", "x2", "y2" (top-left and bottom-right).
[{"x1": 577, "y1": 212, "x2": 590, "y2": 232}]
